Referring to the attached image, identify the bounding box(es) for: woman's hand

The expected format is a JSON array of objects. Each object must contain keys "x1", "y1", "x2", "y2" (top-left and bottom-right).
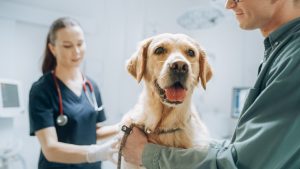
[{"x1": 86, "y1": 138, "x2": 119, "y2": 163}]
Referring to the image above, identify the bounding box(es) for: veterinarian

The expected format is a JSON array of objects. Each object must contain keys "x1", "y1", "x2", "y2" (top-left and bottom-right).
[
  {"x1": 29, "y1": 17, "x2": 121, "y2": 169},
  {"x1": 122, "y1": 0, "x2": 300, "y2": 168}
]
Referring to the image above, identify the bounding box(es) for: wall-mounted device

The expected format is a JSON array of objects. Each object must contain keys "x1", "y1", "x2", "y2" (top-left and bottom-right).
[
  {"x1": 0, "y1": 79, "x2": 24, "y2": 117},
  {"x1": 0, "y1": 79, "x2": 26, "y2": 168},
  {"x1": 231, "y1": 87, "x2": 250, "y2": 118}
]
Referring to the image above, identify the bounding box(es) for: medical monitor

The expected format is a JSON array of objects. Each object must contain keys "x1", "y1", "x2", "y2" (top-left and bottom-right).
[
  {"x1": 231, "y1": 87, "x2": 250, "y2": 118},
  {"x1": 0, "y1": 79, "x2": 23, "y2": 117}
]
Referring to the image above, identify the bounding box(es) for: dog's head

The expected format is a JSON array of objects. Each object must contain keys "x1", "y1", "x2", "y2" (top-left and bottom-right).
[{"x1": 127, "y1": 33, "x2": 212, "y2": 106}]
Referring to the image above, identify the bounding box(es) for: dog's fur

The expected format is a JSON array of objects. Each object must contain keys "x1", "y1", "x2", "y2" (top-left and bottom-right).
[{"x1": 124, "y1": 33, "x2": 212, "y2": 169}]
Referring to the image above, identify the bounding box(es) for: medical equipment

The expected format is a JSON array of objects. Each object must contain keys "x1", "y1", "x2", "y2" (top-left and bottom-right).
[
  {"x1": 0, "y1": 139, "x2": 26, "y2": 169},
  {"x1": 82, "y1": 78, "x2": 103, "y2": 112},
  {"x1": 52, "y1": 71, "x2": 103, "y2": 126},
  {"x1": 231, "y1": 87, "x2": 249, "y2": 118},
  {"x1": 0, "y1": 79, "x2": 26, "y2": 169},
  {"x1": 0, "y1": 79, "x2": 24, "y2": 117}
]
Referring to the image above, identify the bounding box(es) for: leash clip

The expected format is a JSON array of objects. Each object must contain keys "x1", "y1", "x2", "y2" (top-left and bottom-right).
[{"x1": 121, "y1": 125, "x2": 132, "y2": 135}]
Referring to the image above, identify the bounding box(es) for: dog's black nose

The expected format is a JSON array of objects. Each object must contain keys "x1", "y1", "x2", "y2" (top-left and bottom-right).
[{"x1": 169, "y1": 61, "x2": 188, "y2": 74}]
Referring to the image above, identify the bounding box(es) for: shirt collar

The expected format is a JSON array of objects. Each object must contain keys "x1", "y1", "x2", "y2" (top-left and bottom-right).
[{"x1": 264, "y1": 17, "x2": 300, "y2": 50}]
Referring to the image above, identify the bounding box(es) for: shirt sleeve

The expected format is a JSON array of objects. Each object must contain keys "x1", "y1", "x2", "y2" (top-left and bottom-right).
[
  {"x1": 231, "y1": 42, "x2": 300, "y2": 169},
  {"x1": 29, "y1": 83, "x2": 55, "y2": 136},
  {"x1": 143, "y1": 141, "x2": 238, "y2": 169}
]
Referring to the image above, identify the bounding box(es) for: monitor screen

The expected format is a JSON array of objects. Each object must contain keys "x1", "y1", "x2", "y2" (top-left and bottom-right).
[
  {"x1": 1, "y1": 83, "x2": 20, "y2": 108},
  {"x1": 0, "y1": 79, "x2": 23, "y2": 117},
  {"x1": 231, "y1": 87, "x2": 250, "y2": 118}
]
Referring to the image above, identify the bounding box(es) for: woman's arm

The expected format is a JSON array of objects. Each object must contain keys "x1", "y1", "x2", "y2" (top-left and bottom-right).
[
  {"x1": 97, "y1": 113, "x2": 133, "y2": 141},
  {"x1": 36, "y1": 126, "x2": 118, "y2": 163},
  {"x1": 96, "y1": 123, "x2": 120, "y2": 141},
  {"x1": 36, "y1": 127, "x2": 89, "y2": 163}
]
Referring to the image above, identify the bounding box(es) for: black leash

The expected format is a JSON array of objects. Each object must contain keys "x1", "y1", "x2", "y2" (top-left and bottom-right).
[
  {"x1": 117, "y1": 124, "x2": 135, "y2": 169},
  {"x1": 116, "y1": 123, "x2": 182, "y2": 169}
]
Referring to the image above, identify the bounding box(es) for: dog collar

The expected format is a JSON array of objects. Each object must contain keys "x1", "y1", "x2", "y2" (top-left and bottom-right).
[{"x1": 154, "y1": 127, "x2": 182, "y2": 135}]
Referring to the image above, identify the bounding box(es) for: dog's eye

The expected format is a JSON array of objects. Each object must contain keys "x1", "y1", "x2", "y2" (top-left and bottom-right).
[
  {"x1": 154, "y1": 47, "x2": 166, "y2": 55},
  {"x1": 187, "y1": 49, "x2": 195, "y2": 57}
]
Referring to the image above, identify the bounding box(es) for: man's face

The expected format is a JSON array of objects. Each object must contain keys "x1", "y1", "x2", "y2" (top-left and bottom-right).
[{"x1": 225, "y1": 0, "x2": 281, "y2": 31}]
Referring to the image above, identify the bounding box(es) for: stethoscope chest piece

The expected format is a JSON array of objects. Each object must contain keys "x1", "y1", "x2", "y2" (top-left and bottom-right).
[{"x1": 56, "y1": 114, "x2": 68, "y2": 126}]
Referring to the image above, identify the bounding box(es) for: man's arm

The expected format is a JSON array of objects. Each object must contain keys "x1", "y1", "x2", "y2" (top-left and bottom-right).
[
  {"x1": 142, "y1": 143, "x2": 238, "y2": 169},
  {"x1": 123, "y1": 127, "x2": 238, "y2": 169}
]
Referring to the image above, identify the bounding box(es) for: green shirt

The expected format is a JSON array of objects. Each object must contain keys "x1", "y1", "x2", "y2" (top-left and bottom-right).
[{"x1": 142, "y1": 17, "x2": 300, "y2": 169}]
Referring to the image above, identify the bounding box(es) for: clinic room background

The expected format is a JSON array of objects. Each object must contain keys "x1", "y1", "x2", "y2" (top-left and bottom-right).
[{"x1": 0, "y1": 0, "x2": 263, "y2": 168}]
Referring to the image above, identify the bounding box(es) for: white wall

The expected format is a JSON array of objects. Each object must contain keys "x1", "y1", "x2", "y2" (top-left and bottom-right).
[
  {"x1": 0, "y1": 0, "x2": 264, "y2": 168},
  {"x1": 0, "y1": 16, "x2": 46, "y2": 168}
]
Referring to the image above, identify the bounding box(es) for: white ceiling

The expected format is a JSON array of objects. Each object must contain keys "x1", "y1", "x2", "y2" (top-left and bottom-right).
[
  {"x1": 5, "y1": 0, "x2": 103, "y2": 17},
  {"x1": 1, "y1": 0, "x2": 230, "y2": 33},
  {"x1": 4, "y1": 0, "x2": 222, "y2": 18}
]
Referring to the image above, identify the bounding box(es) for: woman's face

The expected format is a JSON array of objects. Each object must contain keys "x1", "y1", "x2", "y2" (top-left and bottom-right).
[{"x1": 49, "y1": 26, "x2": 86, "y2": 69}]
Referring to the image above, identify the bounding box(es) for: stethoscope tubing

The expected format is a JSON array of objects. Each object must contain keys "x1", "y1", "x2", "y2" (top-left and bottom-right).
[
  {"x1": 82, "y1": 78, "x2": 98, "y2": 110},
  {"x1": 82, "y1": 76, "x2": 104, "y2": 112},
  {"x1": 52, "y1": 71, "x2": 103, "y2": 126},
  {"x1": 52, "y1": 71, "x2": 64, "y2": 116}
]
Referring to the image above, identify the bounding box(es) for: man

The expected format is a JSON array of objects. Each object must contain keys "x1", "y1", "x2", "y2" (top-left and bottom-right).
[{"x1": 123, "y1": 0, "x2": 300, "y2": 168}]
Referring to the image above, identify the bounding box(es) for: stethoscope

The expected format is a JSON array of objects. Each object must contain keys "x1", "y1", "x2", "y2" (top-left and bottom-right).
[{"x1": 52, "y1": 71, "x2": 103, "y2": 126}]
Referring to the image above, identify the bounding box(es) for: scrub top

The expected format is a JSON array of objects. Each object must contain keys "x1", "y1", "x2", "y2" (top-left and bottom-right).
[{"x1": 29, "y1": 71, "x2": 106, "y2": 169}]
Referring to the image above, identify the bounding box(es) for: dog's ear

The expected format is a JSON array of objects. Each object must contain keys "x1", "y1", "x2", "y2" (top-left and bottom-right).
[
  {"x1": 199, "y1": 49, "x2": 213, "y2": 90},
  {"x1": 126, "y1": 37, "x2": 153, "y2": 83}
]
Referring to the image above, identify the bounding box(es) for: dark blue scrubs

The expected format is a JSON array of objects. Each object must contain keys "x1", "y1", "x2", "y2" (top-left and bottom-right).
[{"x1": 29, "y1": 72, "x2": 106, "y2": 169}]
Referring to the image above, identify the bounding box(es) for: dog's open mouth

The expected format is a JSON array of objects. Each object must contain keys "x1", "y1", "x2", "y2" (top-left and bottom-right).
[{"x1": 155, "y1": 80, "x2": 187, "y2": 105}]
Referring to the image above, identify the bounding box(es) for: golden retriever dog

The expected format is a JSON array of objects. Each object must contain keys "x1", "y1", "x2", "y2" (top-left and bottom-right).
[{"x1": 123, "y1": 33, "x2": 212, "y2": 169}]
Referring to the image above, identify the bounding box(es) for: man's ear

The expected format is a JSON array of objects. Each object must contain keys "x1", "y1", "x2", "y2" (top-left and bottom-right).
[
  {"x1": 198, "y1": 49, "x2": 213, "y2": 90},
  {"x1": 126, "y1": 37, "x2": 152, "y2": 83}
]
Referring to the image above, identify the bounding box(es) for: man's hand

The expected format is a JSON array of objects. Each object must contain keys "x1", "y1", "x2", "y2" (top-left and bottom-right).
[{"x1": 123, "y1": 127, "x2": 148, "y2": 166}]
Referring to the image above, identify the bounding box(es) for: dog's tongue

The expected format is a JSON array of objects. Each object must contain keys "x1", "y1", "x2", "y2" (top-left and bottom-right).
[{"x1": 165, "y1": 87, "x2": 186, "y2": 102}]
